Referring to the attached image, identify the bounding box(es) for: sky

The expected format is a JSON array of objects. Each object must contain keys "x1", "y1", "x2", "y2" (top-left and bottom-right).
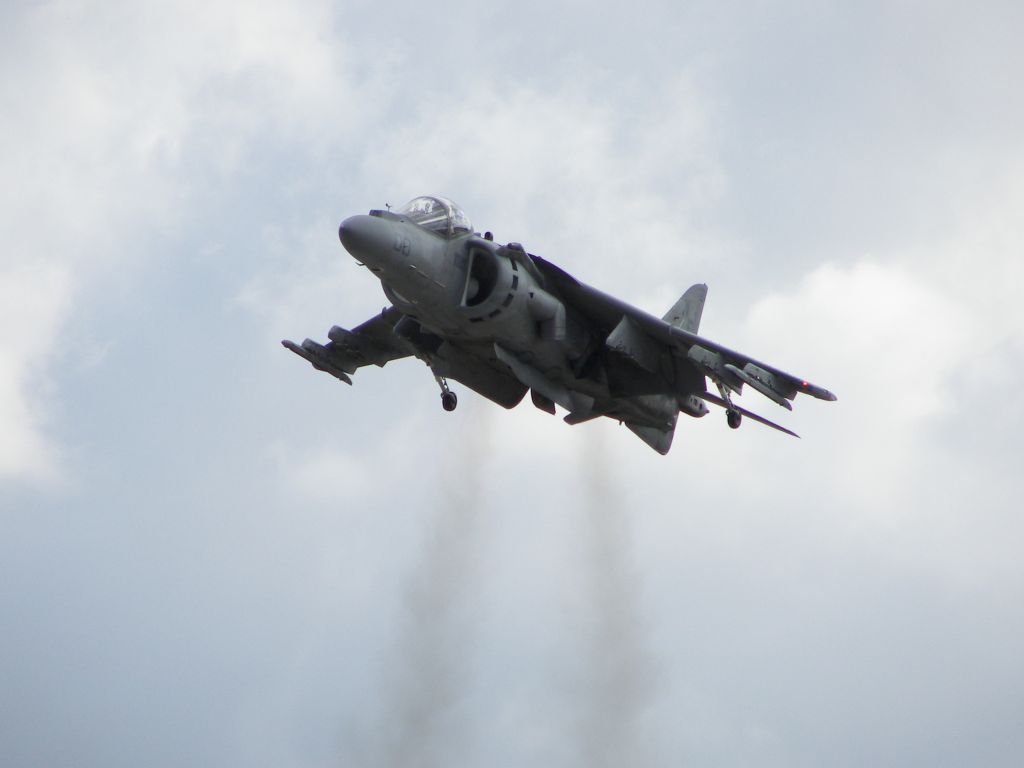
[{"x1": 2, "y1": 1, "x2": 1023, "y2": 765}]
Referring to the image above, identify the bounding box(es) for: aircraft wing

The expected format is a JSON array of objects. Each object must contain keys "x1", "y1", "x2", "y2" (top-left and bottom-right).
[
  {"x1": 281, "y1": 305, "x2": 414, "y2": 384},
  {"x1": 530, "y1": 255, "x2": 837, "y2": 405}
]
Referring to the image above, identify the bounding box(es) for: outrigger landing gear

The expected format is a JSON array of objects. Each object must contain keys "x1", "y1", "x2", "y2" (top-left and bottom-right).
[
  {"x1": 434, "y1": 373, "x2": 458, "y2": 412},
  {"x1": 716, "y1": 381, "x2": 742, "y2": 430}
]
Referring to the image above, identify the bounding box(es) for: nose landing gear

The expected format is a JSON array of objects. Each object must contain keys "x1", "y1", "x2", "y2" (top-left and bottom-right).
[{"x1": 434, "y1": 373, "x2": 458, "y2": 412}]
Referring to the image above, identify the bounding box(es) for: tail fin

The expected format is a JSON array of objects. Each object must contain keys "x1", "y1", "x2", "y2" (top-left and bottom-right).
[{"x1": 663, "y1": 283, "x2": 707, "y2": 333}]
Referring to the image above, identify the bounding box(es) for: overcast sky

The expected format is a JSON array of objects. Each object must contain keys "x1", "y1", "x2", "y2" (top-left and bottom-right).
[{"x1": 2, "y1": 1, "x2": 1023, "y2": 766}]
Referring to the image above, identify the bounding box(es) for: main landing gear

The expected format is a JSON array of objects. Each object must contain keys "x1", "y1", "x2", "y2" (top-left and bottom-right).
[
  {"x1": 717, "y1": 381, "x2": 742, "y2": 429},
  {"x1": 434, "y1": 373, "x2": 458, "y2": 412}
]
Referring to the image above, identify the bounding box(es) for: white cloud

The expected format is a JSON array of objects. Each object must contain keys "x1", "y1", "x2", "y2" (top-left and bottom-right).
[
  {"x1": 0, "y1": 0, "x2": 363, "y2": 482},
  {"x1": 748, "y1": 259, "x2": 973, "y2": 423},
  {"x1": 735, "y1": 259, "x2": 974, "y2": 513},
  {"x1": 0, "y1": 265, "x2": 70, "y2": 478},
  {"x1": 358, "y1": 73, "x2": 729, "y2": 300},
  {"x1": 273, "y1": 442, "x2": 371, "y2": 504}
]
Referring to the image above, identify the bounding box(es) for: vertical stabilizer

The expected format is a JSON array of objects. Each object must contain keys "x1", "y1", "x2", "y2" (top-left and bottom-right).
[{"x1": 662, "y1": 283, "x2": 707, "y2": 333}]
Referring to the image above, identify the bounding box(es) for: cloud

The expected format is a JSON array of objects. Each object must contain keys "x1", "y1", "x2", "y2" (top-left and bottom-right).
[
  {"x1": 731, "y1": 258, "x2": 972, "y2": 520},
  {"x1": 6, "y1": 3, "x2": 1024, "y2": 766},
  {"x1": 358, "y1": 72, "x2": 729, "y2": 300},
  {"x1": 274, "y1": 443, "x2": 371, "y2": 503},
  {"x1": 0, "y1": 0, "x2": 363, "y2": 482},
  {"x1": 748, "y1": 259, "x2": 972, "y2": 422},
  {"x1": 0, "y1": 265, "x2": 70, "y2": 479}
]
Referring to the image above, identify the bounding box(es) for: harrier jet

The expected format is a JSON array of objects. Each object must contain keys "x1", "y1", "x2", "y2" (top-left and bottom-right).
[{"x1": 283, "y1": 196, "x2": 836, "y2": 454}]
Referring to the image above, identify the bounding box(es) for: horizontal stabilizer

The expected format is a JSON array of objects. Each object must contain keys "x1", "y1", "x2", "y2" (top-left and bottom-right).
[{"x1": 625, "y1": 422, "x2": 676, "y2": 454}]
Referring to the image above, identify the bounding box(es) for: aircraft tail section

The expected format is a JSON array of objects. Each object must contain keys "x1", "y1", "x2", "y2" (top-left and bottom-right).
[
  {"x1": 663, "y1": 283, "x2": 707, "y2": 333},
  {"x1": 625, "y1": 421, "x2": 676, "y2": 455}
]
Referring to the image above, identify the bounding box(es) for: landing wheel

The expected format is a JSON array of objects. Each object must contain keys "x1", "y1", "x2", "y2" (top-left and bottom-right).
[
  {"x1": 433, "y1": 371, "x2": 458, "y2": 412},
  {"x1": 726, "y1": 409, "x2": 742, "y2": 429}
]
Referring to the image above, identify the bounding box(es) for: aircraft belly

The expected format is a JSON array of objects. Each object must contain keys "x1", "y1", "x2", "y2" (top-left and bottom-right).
[
  {"x1": 389, "y1": 266, "x2": 681, "y2": 431},
  {"x1": 430, "y1": 340, "x2": 527, "y2": 409}
]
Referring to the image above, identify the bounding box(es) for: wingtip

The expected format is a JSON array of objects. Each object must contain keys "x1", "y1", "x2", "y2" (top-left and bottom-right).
[{"x1": 801, "y1": 381, "x2": 837, "y2": 402}]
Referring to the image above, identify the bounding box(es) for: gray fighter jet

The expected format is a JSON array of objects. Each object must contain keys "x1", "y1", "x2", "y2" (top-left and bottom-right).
[{"x1": 283, "y1": 196, "x2": 836, "y2": 454}]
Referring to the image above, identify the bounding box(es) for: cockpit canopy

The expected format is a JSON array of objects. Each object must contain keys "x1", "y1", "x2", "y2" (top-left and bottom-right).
[{"x1": 398, "y1": 196, "x2": 473, "y2": 237}]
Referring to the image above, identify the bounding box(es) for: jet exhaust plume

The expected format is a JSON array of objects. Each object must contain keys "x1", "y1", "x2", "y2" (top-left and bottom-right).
[
  {"x1": 374, "y1": 404, "x2": 492, "y2": 767},
  {"x1": 576, "y1": 432, "x2": 656, "y2": 768}
]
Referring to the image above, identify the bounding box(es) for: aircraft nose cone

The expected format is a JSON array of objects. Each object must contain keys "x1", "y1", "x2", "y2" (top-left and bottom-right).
[
  {"x1": 337, "y1": 216, "x2": 359, "y2": 250},
  {"x1": 338, "y1": 214, "x2": 391, "y2": 263}
]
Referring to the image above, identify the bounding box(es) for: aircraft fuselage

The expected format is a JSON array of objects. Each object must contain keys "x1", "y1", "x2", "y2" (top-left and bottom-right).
[
  {"x1": 338, "y1": 211, "x2": 618, "y2": 413},
  {"x1": 283, "y1": 195, "x2": 835, "y2": 454}
]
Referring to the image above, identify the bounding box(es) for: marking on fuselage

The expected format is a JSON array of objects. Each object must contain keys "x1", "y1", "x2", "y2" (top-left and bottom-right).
[{"x1": 393, "y1": 235, "x2": 411, "y2": 256}]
